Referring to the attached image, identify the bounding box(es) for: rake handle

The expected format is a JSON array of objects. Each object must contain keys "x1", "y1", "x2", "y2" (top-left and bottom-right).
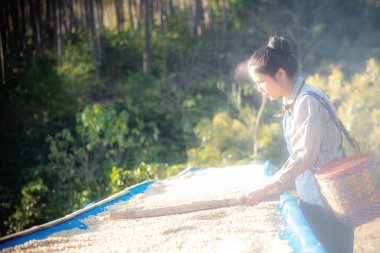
[{"x1": 110, "y1": 196, "x2": 278, "y2": 219}]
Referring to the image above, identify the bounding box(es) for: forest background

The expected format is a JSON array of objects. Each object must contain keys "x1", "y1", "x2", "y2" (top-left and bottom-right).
[{"x1": 1, "y1": 0, "x2": 380, "y2": 236}]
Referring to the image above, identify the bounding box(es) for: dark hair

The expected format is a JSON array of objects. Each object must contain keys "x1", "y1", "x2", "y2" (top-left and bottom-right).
[{"x1": 248, "y1": 36, "x2": 298, "y2": 78}]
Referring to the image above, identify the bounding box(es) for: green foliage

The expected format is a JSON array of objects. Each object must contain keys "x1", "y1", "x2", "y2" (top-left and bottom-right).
[
  {"x1": 0, "y1": 51, "x2": 77, "y2": 235},
  {"x1": 339, "y1": 59, "x2": 380, "y2": 156},
  {"x1": 108, "y1": 166, "x2": 126, "y2": 194},
  {"x1": 188, "y1": 111, "x2": 253, "y2": 166},
  {"x1": 187, "y1": 107, "x2": 287, "y2": 167},
  {"x1": 108, "y1": 163, "x2": 170, "y2": 194},
  {"x1": 48, "y1": 104, "x2": 140, "y2": 191},
  {"x1": 165, "y1": 164, "x2": 188, "y2": 177},
  {"x1": 257, "y1": 122, "x2": 287, "y2": 166},
  {"x1": 8, "y1": 52, "x2": 76, "y2": 121},
  {"x1": 108, "y1": 163, "x2": 187, "y2": 194},
  {"x1": 5, "y1": 179, "x2": 48, "y2": 234},
  {"x1": 99, "y1": 30, "x2": 143, "y2": 82},
  {"x1": 58, "y1": 33, "x2": 99, "y2": 104},
  {"x1": 4, "y1": 104, "x2": 140, "y2": 232}
]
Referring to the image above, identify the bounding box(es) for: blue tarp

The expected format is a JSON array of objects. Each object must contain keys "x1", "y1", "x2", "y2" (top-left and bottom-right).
[
  {"x1": 279, "y1": 192, "x2": 326, "y2": 253},
  {"x1": 0, "y1": 181, "x2": 153, "y2": 250},
  {"x1": 264, "y1": 161, "x2": 326, "y2": 253}
]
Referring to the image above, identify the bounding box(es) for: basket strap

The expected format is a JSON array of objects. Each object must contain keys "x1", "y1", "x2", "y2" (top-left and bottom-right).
[{"x1": 300, "y1": 91, "x2": 361, "y2": 153}]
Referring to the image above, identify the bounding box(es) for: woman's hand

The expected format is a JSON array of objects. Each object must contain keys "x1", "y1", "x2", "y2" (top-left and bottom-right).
[{"x1": 238, "y1": 187, "x2": 267, "y2": 206}]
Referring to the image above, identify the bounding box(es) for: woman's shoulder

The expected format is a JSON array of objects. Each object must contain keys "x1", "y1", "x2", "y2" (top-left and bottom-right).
[
  {"x1": 296, "y1": 84, "x2": 331, "y2": 105},
  {"x1": 301, "y1": 84, "x2": 327, "y2": 97},
  {"x1": 295, "y1": 84, "x2": 337, "y2": 114}
]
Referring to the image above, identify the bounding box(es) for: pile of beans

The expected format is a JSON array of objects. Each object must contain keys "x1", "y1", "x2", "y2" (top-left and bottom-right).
[{"x1": 3, "y1": 164, "x2": 292, "y2": 253}]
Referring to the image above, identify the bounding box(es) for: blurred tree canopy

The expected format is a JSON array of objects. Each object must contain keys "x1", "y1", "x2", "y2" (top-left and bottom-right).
[{"x1": 1, "y1": 0, "x2": 380, "y2": 236}]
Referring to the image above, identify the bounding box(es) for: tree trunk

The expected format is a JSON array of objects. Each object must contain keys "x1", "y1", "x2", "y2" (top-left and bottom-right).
[
  {"x1": 159, "y1": 0, "x2": 166, "y2": 32},
  {"x1": 149, "y1": 0, "x2": 154, "y2": 27},
  {"x1": 95, "y1": 0, "x2": 102, "y2": 72},
  {"x1": 29, "y1": 0, "x2": 42, "y2": 52},
  {"x1": 142, "y1": 0, "x2": 151, "y2": 74},
  {"x1": 253, "y1": 96, "x2": 266, "y2": 160},
  {"x1": 79, "y1": 0, "x2": 86, "y2": 26},
  {"x1": 132, "y1": 0, "x2": 141, "y2": 31},
  {"x1": 138, "y1": 0, "x2": 143, "y2": 32},
  {"x1": 56, "y1": 0, "x2": 63, "y2": 57},
  {"x1": 86, "y1": 0, "x2": 95, "y2": 43},
  {"x1": 203, "y1": 0, "x2": 212, "y2": 28},
  {"x1": 35, "y1": 0, "x2": 43, "y2": 49},
  {"x1": 71, "y1": 0, "x2": 79, "y2": 27},
  {"x1": 18, "y1": 0, "x2": 27, "y2": 52},
  {"x1": 0, "y1": 3, "x2": 6, "y2": 85},
  {"x1": 62, "y1": 0, "x2": 70, "y2": 34},
  {"x1": 128, "y1": 0, "x2": 135, "y2": 31},
  {"x1": 115, "y1": 0, "x2": 125, "y2": 32},
  {"x1": 28, "y1": 0, "x2": 36, "y2": 51},
  {"x1": 96, "y1": 0, "x2": 104, "y2": 30},
  {"x1": 2, "y1": 2, "x2": 10, "y2": 60},
  {"x1": 0, "y1": 4, "x2": 8, "y2": 85},
  {"x1": 67, "y1": 0, "x2": 75, "y2": 31},
  {"x1": 0, "y1": 32, "x2": 5, "y2": 85},
  {"x1": 222, "y1": 0, "x2": 227, "y2": 35},
  {"x1": 10, "y1": 0, "x2": 21, "y2": 52},
  {"x1": 168, "y1": 0, "x2": 174, "y2": 15},
  {"x1": 47, "y1": 0, "x2": 57, "y2": 49},
  {"x1": 85, "y1": 0, "x2": 100, "y2": 77},
  {"x1": 194, "y1": 0, "x2": 202, "y2": 36},
  {"x1": 49, "y1": 0, "x2": 57, "y2": 55},
  {"x1": 237, "y1": 82, "x2": 241, "y2": 110},
  {"x1": 45, "y1": 0, "x2": 51, "y2": 47},
  {"x1": 215, "y1": 0, "x2": 220, "y2": 11}
]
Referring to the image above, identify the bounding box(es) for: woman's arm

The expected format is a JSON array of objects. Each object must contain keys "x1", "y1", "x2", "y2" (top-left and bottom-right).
[
  {"x1": 238, "y1": 178, "x2": 293, "y2": 205},
  {"x1": 239, "y1": 95, "x2": 325, "y2": 205}
]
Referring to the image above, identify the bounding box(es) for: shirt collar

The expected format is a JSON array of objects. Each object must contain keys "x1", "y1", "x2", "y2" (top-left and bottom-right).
[
  {"x1": 284, "y1": 76, "x2": 304, "y2": 106},
  {"x1": 274, "y1": 76, "x2": 305, "y2": 118}
]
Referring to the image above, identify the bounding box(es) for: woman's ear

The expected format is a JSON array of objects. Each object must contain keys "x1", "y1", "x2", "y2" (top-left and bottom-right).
[{"x1": 275, "y1": 68, "x2": 288, "y2": 81}]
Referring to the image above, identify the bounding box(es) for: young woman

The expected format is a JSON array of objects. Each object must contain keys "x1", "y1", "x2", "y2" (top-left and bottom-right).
[{"x1": 238, "y1": 36, "x2": 354, "y2": 253}]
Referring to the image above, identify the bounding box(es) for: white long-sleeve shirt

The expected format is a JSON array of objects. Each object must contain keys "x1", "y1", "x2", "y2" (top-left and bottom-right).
[{"x1": 271, "y1": 77, "x2": 345, "y2": 207}]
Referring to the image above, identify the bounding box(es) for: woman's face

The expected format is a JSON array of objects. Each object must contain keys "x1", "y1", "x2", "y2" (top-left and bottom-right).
[{"x1": 249, "y1": 70, "x2": 286, "y2": 101}]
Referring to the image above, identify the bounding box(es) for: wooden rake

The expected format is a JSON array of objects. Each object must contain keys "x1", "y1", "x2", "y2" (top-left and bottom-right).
[{"x1": 110, "y1": 196, "x2": 278, "y2": 219}]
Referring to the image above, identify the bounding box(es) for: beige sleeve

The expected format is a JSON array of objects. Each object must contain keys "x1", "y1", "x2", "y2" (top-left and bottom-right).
[{"x1": 270, "y1": 96, "x2": 324, "y2": 187}]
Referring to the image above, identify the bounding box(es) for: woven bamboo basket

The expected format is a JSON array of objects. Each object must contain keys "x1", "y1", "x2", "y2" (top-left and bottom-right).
[{"x1": 315, "y1": 153, "x2": 380, "y2": 228}]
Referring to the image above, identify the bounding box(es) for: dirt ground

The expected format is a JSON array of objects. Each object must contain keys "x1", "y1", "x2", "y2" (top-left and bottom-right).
[{"x1": 354, "y1": 217, "x2": 380, "y2": 253}]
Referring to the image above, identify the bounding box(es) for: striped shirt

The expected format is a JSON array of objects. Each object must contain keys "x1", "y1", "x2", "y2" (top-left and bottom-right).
[{"x1": 270, "y1": 76, "x2": 345, "y2": 206}]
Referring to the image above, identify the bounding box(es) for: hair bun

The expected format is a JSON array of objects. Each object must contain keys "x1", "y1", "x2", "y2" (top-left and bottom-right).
[{"x1": 267, "y1": 36, "x2": 291, "y2": 53}]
